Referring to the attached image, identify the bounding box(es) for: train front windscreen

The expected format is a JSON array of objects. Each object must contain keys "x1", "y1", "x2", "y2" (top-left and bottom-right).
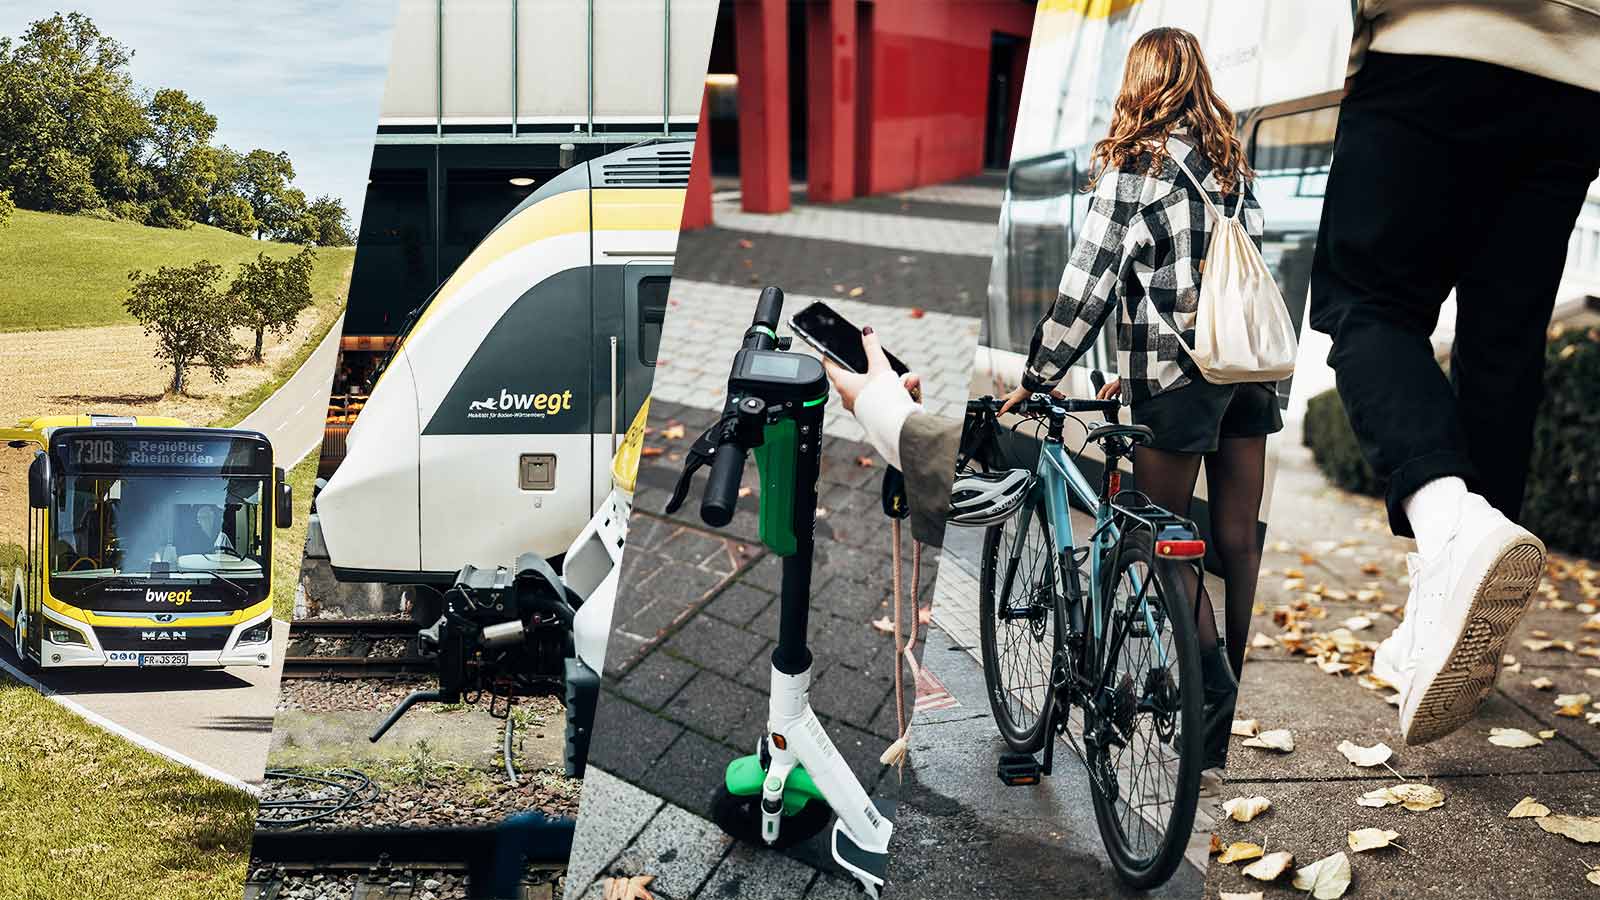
[{"x1": 46, "y1": 431, "x2": 272, "y2": 612}]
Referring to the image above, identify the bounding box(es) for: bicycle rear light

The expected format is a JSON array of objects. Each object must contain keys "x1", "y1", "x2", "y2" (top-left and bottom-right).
[{"x1": 1155, "y1": 539, "x2": 1206, "y2": 560}]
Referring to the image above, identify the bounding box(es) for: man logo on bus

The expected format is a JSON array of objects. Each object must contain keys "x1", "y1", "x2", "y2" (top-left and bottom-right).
[
  {"x1": 467, "y1": 388, "x2": 574, "y2": 419},
  {"x1": 146, "y1": 588, "x2": 194, "y2": 606}
]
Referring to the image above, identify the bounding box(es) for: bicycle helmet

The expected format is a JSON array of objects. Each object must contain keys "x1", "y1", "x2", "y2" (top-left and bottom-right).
[{"x1": 948, "y1": 468, "x2": 1032, "y2": 527}]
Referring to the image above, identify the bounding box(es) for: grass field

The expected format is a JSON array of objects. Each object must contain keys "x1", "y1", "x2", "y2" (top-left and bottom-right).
[
  {"x1": 272, "y1": 455, "x2": 319, "y2": 621},
  {"x1": 0, "y1": 675, "x2": 256, "y2": 900},
  {"x1": 0, "y1": 209, "x2": 353, "y2": 333}
]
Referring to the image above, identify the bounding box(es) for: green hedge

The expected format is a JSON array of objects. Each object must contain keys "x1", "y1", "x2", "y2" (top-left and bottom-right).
[{"x1": 1303, "y1": 327, "x2": 1600, "y2": 558}]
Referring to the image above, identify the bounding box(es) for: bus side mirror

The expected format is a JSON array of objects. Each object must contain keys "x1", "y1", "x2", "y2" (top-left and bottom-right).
[
  {"x1": 275, "y1": 466, "x2": 293, "y2": 528},
  {"x1": 27, "y1": 452, "x2": 50, "y2": 509}
]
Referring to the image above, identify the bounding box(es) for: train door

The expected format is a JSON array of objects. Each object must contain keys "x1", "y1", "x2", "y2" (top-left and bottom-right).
[{"x1": 589, "y1": 261, "x2": 671, "y2": 509}]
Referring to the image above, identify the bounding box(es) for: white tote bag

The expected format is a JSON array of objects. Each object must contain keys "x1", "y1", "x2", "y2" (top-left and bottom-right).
[{"x1": 1170, "y1": 156, "x2": 1298, "y2": 384}]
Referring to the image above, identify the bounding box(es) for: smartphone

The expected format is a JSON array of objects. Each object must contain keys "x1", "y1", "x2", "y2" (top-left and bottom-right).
[{"x1": 789, "y1": 301, "x2": 911, "y2": 376}]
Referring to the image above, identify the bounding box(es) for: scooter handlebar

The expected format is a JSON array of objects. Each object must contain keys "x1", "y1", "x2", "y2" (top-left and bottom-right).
[
  {"x1": 701, "y1": 442, "x2": 746, "y2": 527},
  {"x1": 752, "y1": 285, "x2": 784, "y2": 335}
]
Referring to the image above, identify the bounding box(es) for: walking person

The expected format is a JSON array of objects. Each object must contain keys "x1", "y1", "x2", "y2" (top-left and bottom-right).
[
  {"x1": 993, "y1": 27, "x2": 1281, "y2": 775},
  {"x1": 1311, "y1": 1, "x2": 1600, "y2": 745}
]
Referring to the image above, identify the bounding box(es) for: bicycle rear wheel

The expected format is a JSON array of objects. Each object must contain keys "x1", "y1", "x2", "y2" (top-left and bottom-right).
[
  {"x1": 1086, "y1": 530, "x2": 1203, "y2": 888},
  {"x1": 978, "y1": 499, "x2": 1062, "y2": 754}
]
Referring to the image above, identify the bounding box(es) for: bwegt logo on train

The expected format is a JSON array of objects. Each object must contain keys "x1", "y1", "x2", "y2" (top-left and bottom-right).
[
  {"x1": 467, "y1": 388, "x2": 574, "y2": 419},
  {"x1": 146, "y1": 588, "x2": 195, "y2": 606}
]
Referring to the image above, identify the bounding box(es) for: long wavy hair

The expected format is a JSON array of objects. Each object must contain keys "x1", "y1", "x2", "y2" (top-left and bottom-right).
[{"x1": 1088, "y1": 27, "x2": 1251, "y2": 196}]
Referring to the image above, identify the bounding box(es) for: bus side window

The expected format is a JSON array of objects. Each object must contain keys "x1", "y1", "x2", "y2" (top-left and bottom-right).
[{"x1": 636, "y1": 275, "x2": 670, "y2": 366}]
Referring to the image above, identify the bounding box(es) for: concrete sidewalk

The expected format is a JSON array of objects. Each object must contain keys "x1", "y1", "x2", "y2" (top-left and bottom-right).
[{"x1": 1206, "y1": 427, "x2": 1600, "y2": 899}]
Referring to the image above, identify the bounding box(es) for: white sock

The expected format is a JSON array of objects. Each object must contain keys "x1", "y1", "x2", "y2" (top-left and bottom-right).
[{"x1": 1403, "y1": 476, "x2": 1468, "y2": 559}]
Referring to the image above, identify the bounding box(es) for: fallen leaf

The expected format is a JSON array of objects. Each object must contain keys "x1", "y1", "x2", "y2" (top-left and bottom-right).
[
  {"x1": 1508, "y1": 796, "x2": 1551, "y2": 818},
  {"x1": 1293, "y1": 851, "x2": 1353, "y2": 899},
  {"x1": 1384, "y1": 693, "x2": 1402, "y2": 706},
  {"x1": 1348, "y1": 827, "x2": 1400, "y2": 852},
  {"x1": 1556, "y1": 692, "x2": 1593, "y2": 717},
  {"x1": 1360, "y1": 783, "x2": 1445, "y2": 811},
  {"x1": 1538, "y1": 814, "x2": 1600, "y2": 843},
  {"x1": 660, "y1": 423, "x2": 686, "y2": 440},
  {"x1": 1531, "y1": 676, "x2": 1555, "y2": 690},
  {"x1": 1357, "y1": 673, "x2": 1392, "y2": 692},
  {"x1": 640, "y1": 446, "x2": 665, "y2": 457},
  {"x1": 1360, "y1": 562, "x2": 1383, "y2": 576},
  {"x1": 1538, "y1": 729, "x2": 1557, "y2": 739},
  {"x1": 1488, "y1": 727, "x2": 1545, "y2": 748},
  {"x1": 1589, "y1": 868, "x2": 1600, "y2": 888},
  {"x1": 1343, "y1": 615, "x2": 1373, "y2": 631},
  {"x1": 1241, "y1": 851, "x2": 1294, "y2": 881},
  {"x1": 1219, "y1": 841, "x2": 1265, "y2": 864},
  {"x1": 848, "y1": 286, "x2": 865, "y2": 297},
  {"x1": 1219, "y1": 893, "x2": 1264, "y2": 900},
  {"x1": 1523, "y1": 639, "x2": 1556, "y2": 652},
  {"x1": 1242, "y1": 728, "x2": 1295, "y2": 752},
  {"x1": 602, "y1": 874, "x2": 656, "y2": 900},
  {"x1": 1251, "y1": 632, "x2": 1278, "y2": 650},
  {"x1": 1338, "y1": 739, "x2": 1393, "y2": 767},
  {"x1": 1222, "y1": 795, "x2": 1272, "y2": 822},
  {"x1": 1209, "y1": 833, "x2": 1224, "y2": 855},
  {"x1": 1231, "y1": 718, "x2": 1260, "y2": 737}
]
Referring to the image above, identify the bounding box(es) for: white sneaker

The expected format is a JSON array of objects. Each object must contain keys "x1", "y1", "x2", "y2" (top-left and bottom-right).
[
  {"x1": 1395, "y1": 495, "x2": 1545, "y2": 746},
  {"x1": 1370, "y1": 556, "x2": 1421, "y2": 692}
]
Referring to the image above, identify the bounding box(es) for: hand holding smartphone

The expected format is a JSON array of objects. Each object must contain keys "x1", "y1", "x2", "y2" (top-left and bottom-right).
[{"x1": 789, "y1": 301, "x2": 911, "y2": 376}]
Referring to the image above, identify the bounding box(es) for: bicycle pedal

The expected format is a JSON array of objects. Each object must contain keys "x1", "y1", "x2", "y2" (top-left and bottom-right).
[{"x1": 997, "y1": 752, "x2": 1042, "y2": 786}]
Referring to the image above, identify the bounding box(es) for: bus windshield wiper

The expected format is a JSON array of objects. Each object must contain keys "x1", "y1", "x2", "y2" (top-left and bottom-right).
[{"x1": 193, "y1": 569, "x2": 250, "y2": 598}]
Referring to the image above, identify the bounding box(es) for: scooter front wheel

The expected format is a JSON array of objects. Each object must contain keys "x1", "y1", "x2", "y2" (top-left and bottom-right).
[{"x1": 709, "y1": 783, "x2": 831, "y2": 849}]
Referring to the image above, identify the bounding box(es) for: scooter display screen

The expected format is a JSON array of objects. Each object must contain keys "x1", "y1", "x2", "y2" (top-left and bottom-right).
[
  {"x1": 747, "y1": 353, "x2": 802, "y2": 379},
  {"x1": 731, "y1": 349, "x2": 826, "y2": 402}
]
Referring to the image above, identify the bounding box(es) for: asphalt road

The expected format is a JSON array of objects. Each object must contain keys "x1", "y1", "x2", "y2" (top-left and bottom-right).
[
  {"x1": 238, "y1": 314, "x2": 342, "y2": 466},
  {"x1": 14, "y1": 320, "x2": 340, "y2": 786}
]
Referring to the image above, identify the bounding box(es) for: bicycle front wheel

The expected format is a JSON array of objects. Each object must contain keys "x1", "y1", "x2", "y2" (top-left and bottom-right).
[
  {"x1": 978, "y1": 498, "x2": 1062, "y2": 754},
  {"x1": 1087, "y1": 530, "x2": 1203, "y2": 889}
]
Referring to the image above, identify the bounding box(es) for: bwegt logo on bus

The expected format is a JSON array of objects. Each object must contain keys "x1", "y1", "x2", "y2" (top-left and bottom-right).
[
  {"x1": 146, "y1": 588, "x2": 195, "y2": 606},
  {"x1": 467, "y1": 388, "x2": 574, "y2": 420}
]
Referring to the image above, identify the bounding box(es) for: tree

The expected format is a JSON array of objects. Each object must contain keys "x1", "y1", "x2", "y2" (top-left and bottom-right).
[
  {"x1": 228, "y1": 246, "x2": 316, "y2": 363},
  {"x1": 142, "y1": 88, "x2": 218, "y2": 226},
  {"x1": 0, "y1": 13, "x2": 148, "y2": 213},
  {"x1": 291, "y1": 194, "x2": 353, "y2": 246},
  {"x1": 239, "y1": 149, "x2": 298, "y2": 239},
  {"x1": 123, "y1": 260, "x2": 240, "y2": 394}
]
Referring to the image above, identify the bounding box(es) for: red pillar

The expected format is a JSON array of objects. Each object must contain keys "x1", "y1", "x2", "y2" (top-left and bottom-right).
[
  {"x1": 806, "y1": 0, "x2": 855, "y2": 204},
  {"x1": 681, "y1": 86, "x2": 714, "y2": 231},
  {"x1": 735, "y1": 0, "x2": 789, "y2": 214}
]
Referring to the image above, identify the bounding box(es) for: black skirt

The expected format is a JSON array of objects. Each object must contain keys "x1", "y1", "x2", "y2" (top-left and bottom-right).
[{"x1": 1131, "y1": 378, "x2": 1283, "y2": 454}]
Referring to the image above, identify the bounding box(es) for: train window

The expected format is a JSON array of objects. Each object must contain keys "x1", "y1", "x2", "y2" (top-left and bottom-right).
[
  {"x1": 1247, "y1": 104, "x2": 1339, "y2": 338},
  {"x1": 636, "y1": 276, "x2": 670, "y2": 366}
]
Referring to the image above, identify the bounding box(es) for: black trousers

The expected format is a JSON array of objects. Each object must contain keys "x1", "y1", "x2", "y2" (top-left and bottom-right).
[{"x1": 1309, "y1": 52, "x2": 1600, "y2": 536}]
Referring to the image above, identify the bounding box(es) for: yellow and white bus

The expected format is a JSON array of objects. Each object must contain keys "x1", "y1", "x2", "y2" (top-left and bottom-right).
[{"x1": 1, "y1": 415, "x2": 290, "y2": 669}]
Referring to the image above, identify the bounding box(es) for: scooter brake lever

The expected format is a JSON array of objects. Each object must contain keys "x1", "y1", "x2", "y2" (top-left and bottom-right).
[{"x1": 664, "y1": 418, "x2": 731, "y2": 515}]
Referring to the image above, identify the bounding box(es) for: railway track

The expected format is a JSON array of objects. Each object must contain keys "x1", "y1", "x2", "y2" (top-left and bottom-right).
[
  {"x1": 281, "y1": 618, "x2": 433, "y2": 679},
  {"x1": 247, "y1": 819, "x2": 573, "y2": 900}
]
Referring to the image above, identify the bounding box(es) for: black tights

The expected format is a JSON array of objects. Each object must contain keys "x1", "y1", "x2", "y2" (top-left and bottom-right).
[{"x1": 1133, "y1": 437, "x2": 1267, "y2": 677}]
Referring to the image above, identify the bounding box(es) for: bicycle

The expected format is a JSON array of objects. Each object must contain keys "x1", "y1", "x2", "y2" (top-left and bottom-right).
[{"x1": 963, "y1": 378, "x2": 1206, "y2": 888}]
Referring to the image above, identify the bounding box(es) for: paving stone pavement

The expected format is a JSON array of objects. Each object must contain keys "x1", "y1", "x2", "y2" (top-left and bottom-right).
[
  {"x1": 678, "y1": 173, "x2": 1000, "y2": 318},
  {"x1": 1205, "y1": 423, "x2": 1600, "y2": 899}
]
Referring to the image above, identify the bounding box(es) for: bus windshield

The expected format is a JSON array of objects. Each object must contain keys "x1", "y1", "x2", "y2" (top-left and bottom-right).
[
  {"x1": 50, "y1": 473, "x2": 268, "y2": 587},
  {"x1": 45, "y1": 430, "x2": 274, "y2": 607}
]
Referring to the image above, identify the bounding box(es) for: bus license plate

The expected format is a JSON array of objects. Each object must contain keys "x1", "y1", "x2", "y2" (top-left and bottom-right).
[{"x1": 138, "y1": 653, "x2": 189, "y2": 667}]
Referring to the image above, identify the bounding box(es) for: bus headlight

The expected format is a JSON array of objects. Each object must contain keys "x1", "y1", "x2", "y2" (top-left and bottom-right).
[
  {"x1": 238, "y1": 623, "x2": 271, "y2": 645},
  {"x1": 46, "y1": 623, "x2": 87, "y2": 646}
]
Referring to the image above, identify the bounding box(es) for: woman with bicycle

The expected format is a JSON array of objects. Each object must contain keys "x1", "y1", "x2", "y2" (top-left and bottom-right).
[{"x1": 998, "y1": 27, "x2": 1279, "y2": 776}]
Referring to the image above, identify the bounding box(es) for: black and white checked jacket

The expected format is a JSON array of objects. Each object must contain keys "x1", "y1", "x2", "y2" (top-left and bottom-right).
[{"x1": 1020, "y1": 133, "x2": 1265, "y2": 404}]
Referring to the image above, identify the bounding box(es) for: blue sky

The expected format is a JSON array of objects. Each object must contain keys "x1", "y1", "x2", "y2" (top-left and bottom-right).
[{"x1": 0, "y1": 1, "x2": 394, "y2": 225}]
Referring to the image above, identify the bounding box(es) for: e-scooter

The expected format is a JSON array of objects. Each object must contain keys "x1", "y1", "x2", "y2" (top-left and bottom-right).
[{"x1": 666, "y1": 286, "x2": 895, "y2": 896}]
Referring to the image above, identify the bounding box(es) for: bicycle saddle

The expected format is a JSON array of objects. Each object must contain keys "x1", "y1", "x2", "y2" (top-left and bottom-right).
[{"x1": 1087, "y1": 422, "x2": 1155, "y2": 446}]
